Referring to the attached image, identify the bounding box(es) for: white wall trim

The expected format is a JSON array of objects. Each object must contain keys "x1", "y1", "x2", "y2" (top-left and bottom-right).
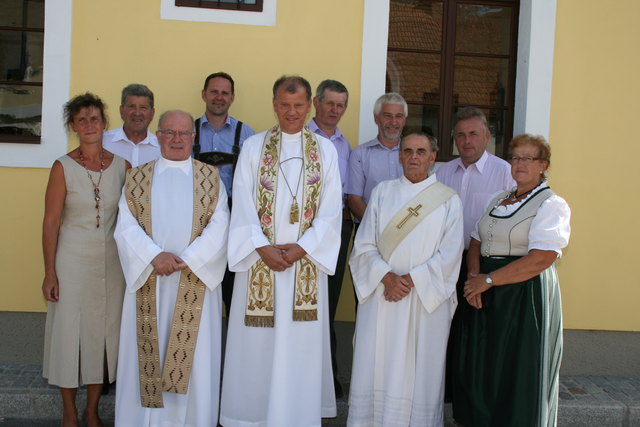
[
  {"x1": 359, "y1": 0, "x2": 557, "y2": 144},
  {"x1": 513, "y1": 0, "x2": 557, "y2": 139},
  {"x1": 1, "y1": 0, "x2": 72, "y2": 168},
  {"x1": 357, "y1": 0, "x2": 390, "y2": 144},
  {"x1": 160, "y1": 0, "x2": 276, "y2": 26}
]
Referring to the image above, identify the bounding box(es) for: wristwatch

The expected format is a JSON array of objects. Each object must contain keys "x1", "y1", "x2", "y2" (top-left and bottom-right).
[{"x1": 484, "y1": 274, "x2": 494, "y2": 287}]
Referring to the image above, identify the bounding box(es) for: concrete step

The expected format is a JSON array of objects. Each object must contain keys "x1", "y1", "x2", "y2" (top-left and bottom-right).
[{"x1": 1, "y1": 364, "x2": 640, "y2": 426}]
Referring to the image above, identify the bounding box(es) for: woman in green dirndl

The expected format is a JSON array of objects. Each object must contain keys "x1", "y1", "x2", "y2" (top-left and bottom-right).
[{"x1": 450, "y1": 134, "x2": 571, "y2": 427}]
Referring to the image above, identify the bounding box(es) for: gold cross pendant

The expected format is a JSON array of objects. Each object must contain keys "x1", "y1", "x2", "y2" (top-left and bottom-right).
[
  {"x1": 290, "y1": 201, "x2": 300, "y2": 224},
  {"x1": 396, "y1": 204, "x2": 423, "y2": 229}
]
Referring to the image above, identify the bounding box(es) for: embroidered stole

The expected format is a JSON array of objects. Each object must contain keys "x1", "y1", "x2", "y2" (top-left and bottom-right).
[
  {"x1": 124, "y1": 159, "x2": 220, "y2": 408},
  {"x1": 377, "y1": 181, "x2": 456, "y2": 262},
  {"x1": 245, "y1": 125, "x2": 322, "y2": 327}
]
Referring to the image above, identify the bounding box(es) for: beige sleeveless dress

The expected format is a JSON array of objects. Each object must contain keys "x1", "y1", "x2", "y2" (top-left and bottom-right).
[{"x1": 43, "y1": 154, "x2": 126, "y2": 388}]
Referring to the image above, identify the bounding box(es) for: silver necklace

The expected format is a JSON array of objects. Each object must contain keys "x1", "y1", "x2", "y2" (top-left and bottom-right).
[{"x1": 278, "y1": 133, "x2": 304, "y2": 224}]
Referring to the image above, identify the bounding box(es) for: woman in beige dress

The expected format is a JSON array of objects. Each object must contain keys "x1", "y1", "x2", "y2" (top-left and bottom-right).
[{"x1": 42, "y1": 93, "x2": 129, "y2": 427}]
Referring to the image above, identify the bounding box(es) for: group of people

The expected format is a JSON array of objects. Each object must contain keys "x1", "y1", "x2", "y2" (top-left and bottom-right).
[{"x1": 41, "y1": 72, "x2": 571, "y2": 427}]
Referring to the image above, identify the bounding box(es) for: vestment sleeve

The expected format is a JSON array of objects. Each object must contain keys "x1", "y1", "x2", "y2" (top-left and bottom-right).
[
  {"x1": 528, "y1": 195, "x2": 571, "y2": 256},
  {"x1": 409, "y1": 195, "x2": 464, "y2": 313},
  {"x1": 180, "y1": 182, "x2": 230, "y2": 290},
  {"x1": 345, "y1": 145, "x2": 365, "y2": 196},
  {"x1": 296, "y1": 139, "x2": 342, "y2": 274},
  {"x1": 227, "y1": 134, "x2": 271, "y2": 272},
  {"x1": 349, "y1": 185, "x2": 392, "y2": 303},
  {"x1": 114, "y1": 189, "x2": 163, "y2": 293}
]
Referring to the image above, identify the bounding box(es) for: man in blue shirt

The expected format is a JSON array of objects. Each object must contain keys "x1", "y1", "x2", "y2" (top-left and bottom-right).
[{"x1": 195, "y1": 72, "x2": 255, "y2": 315}]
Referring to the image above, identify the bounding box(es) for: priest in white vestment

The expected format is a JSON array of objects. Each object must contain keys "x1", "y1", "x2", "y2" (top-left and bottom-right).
[
  {"x1": 220, "y1": 76, "x2": 342, "y2": 427},
  {"x1": 348, "y1": 133, "x2": 464, "y2": 427},
  {"x1": 114, "y1": 110, "x2": 229, "y2": 427}
]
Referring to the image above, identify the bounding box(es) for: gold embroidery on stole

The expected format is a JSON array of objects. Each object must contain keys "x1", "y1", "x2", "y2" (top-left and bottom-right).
[
  {"x1": 245, "y1": 126, "x2": 322, "y2": 327},
  {"x1": 125, "y1": 159, "x2": 219, "y2": 407}
]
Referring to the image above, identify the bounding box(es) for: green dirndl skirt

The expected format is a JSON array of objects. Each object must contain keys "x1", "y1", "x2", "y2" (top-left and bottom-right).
[{"x1": 450, "y1": 256, "x2": 563, "y2": 427}]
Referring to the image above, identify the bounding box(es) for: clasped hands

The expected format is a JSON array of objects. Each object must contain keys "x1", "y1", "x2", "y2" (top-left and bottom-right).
[
  {"x1": 463, "y1": 273, "x2": 491, "y2": 309},
  {"x1": 381, "y1": 272, "x2": 414, "y2": 302},
  {"x1": 151, "y1": 252, "x2": 187, "y2": 276},
  {"x1": 257, "y1": 243, "x2": 306, "y2": 272}
]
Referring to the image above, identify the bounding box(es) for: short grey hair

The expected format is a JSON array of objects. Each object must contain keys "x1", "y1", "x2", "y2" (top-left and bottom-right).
[
  {"x1": 315, "y1": 79, "x2": 349, "y2": 106},
  {"x1": 121, "y1": 83, "x2": 154, "y2": 109},
  {"x1": 401, "y1": 132, "x2": 438, "y2": 152},
  {"x1": 157, "y1": 110, "x2": 195, "y2": 132},
  {"x1": 272, "y1": 75, "x2": 312, "y2": 101},
  {"x1": 373, "y1": 92, "x2": 408, "y2": 117},
  {"x1": 453, "y1": 106, "x2": 488, "y2": 133}
]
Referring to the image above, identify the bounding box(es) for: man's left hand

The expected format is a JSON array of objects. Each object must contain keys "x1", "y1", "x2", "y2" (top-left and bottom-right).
[{"x1": 274, "y1": 243, "x2": 307, "y2": 264}]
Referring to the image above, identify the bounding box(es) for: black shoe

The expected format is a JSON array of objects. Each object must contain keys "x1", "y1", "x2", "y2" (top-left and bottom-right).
[{"x1": 101, "y1": 380, "x2": 112, "y2": 395}]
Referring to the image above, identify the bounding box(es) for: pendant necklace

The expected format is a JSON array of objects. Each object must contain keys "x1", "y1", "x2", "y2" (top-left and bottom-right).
[
  {"x1": 509, "y1": 187, "x2": 535, "y2": 202},
  {"x1": 278, "y1": 134, "x2": 304, "y2": 224},
  {"x1": 78, "y1": 148, "x2": 105, "y2": 228}
]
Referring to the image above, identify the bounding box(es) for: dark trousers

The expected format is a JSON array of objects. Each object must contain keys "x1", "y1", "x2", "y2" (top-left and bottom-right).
[
  {"x1": 445, "y1": 249, "x2": 468, "y2": 402},
  {"x1": 222, "y1": 196, "x2": 235, "y2": 317},
  {"x1": 221, "y1": 266, "x2": 235, "y2": 318},
  {"x1": 328, "y1": 216, "x2": 354, "y2": 390}
]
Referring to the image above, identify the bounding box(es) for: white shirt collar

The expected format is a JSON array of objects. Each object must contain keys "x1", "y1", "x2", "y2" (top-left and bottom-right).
[
  {"x1": 308, "y1": 118, "x2": 343, "y2": 140},
  {"x1": 111, "y1": 126, "x2": 159, "y2": 146},
  {"x1": 454, "y1": 150, "x2": 489, "y2": 173},
  {"x1": 400, "y1": 172, "x2": 437, "y2": 187},
  {"x1": 156, "y1": 157, "x2": 192, "y2": 175}
]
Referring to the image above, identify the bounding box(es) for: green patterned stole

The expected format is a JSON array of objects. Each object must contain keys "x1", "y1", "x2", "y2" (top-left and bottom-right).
[
  {"x1": 124, "y1": 159, "x2": 220, "y2": 408},
  {"x1": 245, "y1": 125, "x2": 323, "y2": 327}
]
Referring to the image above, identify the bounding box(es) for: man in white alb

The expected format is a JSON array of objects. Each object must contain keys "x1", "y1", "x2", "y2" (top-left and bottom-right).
[
  {"x1": 348, "y1": 133, "x2": 464, "y2": 426},
  {"x1": 103, "y1": 83, "x2": 160, "y2": 166},
  {"x1": 220, "y1": 76, "x2": 342, "y2": 427},
  {"x1": 114, "y1": 110, "x2": 229, "y2": 427}
]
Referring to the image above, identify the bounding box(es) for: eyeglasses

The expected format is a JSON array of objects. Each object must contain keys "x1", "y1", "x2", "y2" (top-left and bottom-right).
[
  {"x1": 509, "y1": 156, "x2": 540, "y2": 164},
  {"x1": 158, "y1": 129, "x2": 195, "y2": 139}
]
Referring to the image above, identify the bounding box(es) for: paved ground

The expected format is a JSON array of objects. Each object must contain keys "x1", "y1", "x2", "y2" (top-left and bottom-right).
[
  {"x1": 1, "y1": 363, "x2": 640, "y2": 426},
  {"x1": 1, "y1": 315, "x2": 639, "y2": 426}
]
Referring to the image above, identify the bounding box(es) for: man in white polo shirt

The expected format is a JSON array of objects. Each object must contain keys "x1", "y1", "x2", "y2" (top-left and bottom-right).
[{"x1": 103, "y1": 83, "x2": 160, "y2": 167}]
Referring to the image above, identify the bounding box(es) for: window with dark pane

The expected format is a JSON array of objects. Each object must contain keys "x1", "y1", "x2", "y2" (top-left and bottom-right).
[
  {"x1": 0, "y1": 0, "x2": 44, "y2": 143},
  {"x1": 175, "y1": 0, "x2": 263, "y2": 12},
  {"x1": 386, "y1": 0, "x2": 519, "y2": 160}
]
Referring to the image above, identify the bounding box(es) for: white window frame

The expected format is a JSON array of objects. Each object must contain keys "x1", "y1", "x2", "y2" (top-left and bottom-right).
[
  {"x1": 358, "y1": 0, "x2": 557, "y2": 143},
  {"x1": 1, "y1": 0, "x2": 72, "y2": 168}
]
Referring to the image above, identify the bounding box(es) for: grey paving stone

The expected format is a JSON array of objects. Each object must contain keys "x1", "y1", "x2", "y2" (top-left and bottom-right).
[
  {"x1": 31, "y1": 391, "x2": 61, "y2": 418},
  {"x1": 590, "y1": 392, "x2": 614, "y2": 402},
  {"x1": 607, "y1": 391, "x2": 632, "y2": 403},
  {"x1": 557, "y1": 401, "x2": 625, "y2": 427},
  {"x1": 0, "y1": 391, "x2": 30, "y2": 417},
  {"x1": 588, "y1": 376, "x2": 610, "y2": 386},
  {"x1": 628, "y1": 404, "x2": 640, "y2": 426},
  {"x1": 567, "y1": 386, "x2": 591, "y2": 399},
  {"x1": 559, "y1": 391, "x2": 575, "y2": 401},
  {"x1": 3, "y1": 363, "x2": 640, "y2": 426}
]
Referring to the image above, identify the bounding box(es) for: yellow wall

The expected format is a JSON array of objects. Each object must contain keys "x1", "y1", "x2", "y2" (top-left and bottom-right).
[
  {"x1": 3, "y1": 0, "x2": 640, "y2": 331},
  {"x1": 0, "y1": 168, "x2": 49, "y2": 312},
  {"x1": 549, "y1": 0, "x2": 640, "y2": 330},
  {"x1": 70, "y1": 0, "x2": 363, "y2": 139},
  {"x1": 0, "y1": 0, "x2": 363, "y2": 315}
]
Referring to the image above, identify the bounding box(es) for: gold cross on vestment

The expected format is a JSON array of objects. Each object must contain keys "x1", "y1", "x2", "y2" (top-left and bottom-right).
[
  {"x1": 396, "y1": 204, "x2": 423, "y2": 229},
  {"x1": 299, "y1": 265, "x2": 316, "y2": 294},
  {"x1": 252, "y1": 271, "x2": 271, "y2": 300}
]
